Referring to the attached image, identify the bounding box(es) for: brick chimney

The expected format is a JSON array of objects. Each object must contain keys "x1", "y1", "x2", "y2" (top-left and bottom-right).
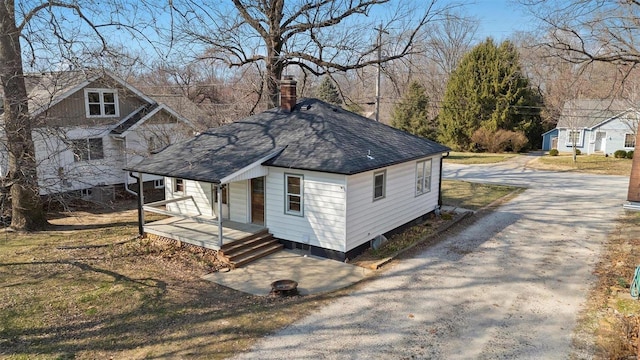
[{"x1": 280, "y1": 75, "x2": 297, "y2": 112}]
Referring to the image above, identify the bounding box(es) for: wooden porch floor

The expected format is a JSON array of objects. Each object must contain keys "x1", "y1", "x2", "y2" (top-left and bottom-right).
[{"x1": 144, "y1": 217, "x2": 266, "y2": 250}]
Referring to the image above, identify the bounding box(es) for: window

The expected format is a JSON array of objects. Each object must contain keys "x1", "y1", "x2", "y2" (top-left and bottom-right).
[
  {"x1": 285, "y1": 174, "x2": 303, "y2": 215},
  {"x1": 567, "y1": 130, "x2": 582, "y2": 146},
  {"x1": 80, "y1": 188, "x2": 92, "y2": 198},
  {"x1": 416, "y1": 159, "x2": 432, "y2": 196},
  {"x1": 625, "y1": 133, "x2": 636, "y2": 148},
  {"x1": 174, "y1": 178, "x2": 184, "y2": 193},
  {"x1": 213, "y1": 185, "x2": 228, "y2": 205},
  {"x1": 153, "y1": 179, "x2": 164, "y2": 189},
  {"x1": 85, "y1": 89, "x2": 118, "y2": 117},
  {"x1": 148, "y1": 134, "x2": 171, "y2": 154},
  {"x1": 70, "y1": 138, "x2": 103, "y2": 161},
  {"x1": 373, "y1": 170, "x2": 386, "y2": 201}
]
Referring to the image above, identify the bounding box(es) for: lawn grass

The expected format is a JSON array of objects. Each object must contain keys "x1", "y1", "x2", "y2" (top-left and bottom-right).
[
  {"x1": 529, "y1": 154, "x2": 632, "y2": 176},
  {"x1": 441, "y1": 179, "x2": 524, "y2": 211},
  {"x1": 573, "y1": 211, "x2": 640, "y2": 358},
  {"x1": 444, "y1": 152, "x2": 518, "y2": 164},
  {"x1": 0, "y1": 209, "x2": 328, "y2": 359}
]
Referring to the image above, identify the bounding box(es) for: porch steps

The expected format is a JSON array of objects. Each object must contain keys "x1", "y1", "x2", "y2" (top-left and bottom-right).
[{"x1": 220, "y1": 229, "x2": 283, "y2": 268}]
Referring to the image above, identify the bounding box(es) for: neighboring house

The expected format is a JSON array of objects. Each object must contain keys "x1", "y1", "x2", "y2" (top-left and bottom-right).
[
  {"x1": 0, "y1": 70, "x2": 197, "y2": 198},
  {"x1": 553, "y1": 99, "x2": 638, "y2": 155},
  {"x1": 127, "y1": 77, "x2": 451, "y2": 262},
  {"x1": 541, "y1": 128, "x2": 558, "y2": 151}
]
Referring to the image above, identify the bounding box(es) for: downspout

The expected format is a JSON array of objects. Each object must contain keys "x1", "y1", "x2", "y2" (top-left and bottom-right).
[
  {"x1": 129, "y1": 171, "x2": 145, "y2": 236},
  {"x1": 114, "y1": 136, "x2": 138, "y2": 196},
  {"x1": 217, "y1": 183, "x2": 224, "y2": 247},
  {"x1": 439, "y1": 152, "x2": 450, "y2": 207}
]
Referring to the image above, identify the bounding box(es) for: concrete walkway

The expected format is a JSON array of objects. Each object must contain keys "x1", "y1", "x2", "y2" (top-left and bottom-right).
[
  {"x1": 232, "y1": 154, "x2": 630, "y2": 359},
  {"x1": 203, "y1": 250, "x2": 371, "y2": 296}
]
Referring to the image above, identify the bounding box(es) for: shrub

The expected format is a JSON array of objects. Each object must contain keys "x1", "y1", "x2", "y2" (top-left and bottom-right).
[
  {"x1": 471, "y1": 128, "x2": 529, "y2": 153},
  {"x1": 614, "y1": 150, "x2": 627, "y2": 158},
  {"x1": 574, "y1": 149, "x2": 581, "y2": 156},
  {"x1": 549, "y1": 149, "x2": 559, "y2": 156},
  {"x1": 627, "y1": 150, "x2": 634, "y2": 159}
]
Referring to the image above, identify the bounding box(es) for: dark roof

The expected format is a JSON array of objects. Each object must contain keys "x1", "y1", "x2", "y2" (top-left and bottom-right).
[
  {"x1": 126, "y1": 98, "x2": 450, "y2": 182},
  {"x1": 557, "y1": 99, "x2": 629, "y2": 129},
  {"x1": 110, "y1": 103, "x2": 159, "y2": 135}
]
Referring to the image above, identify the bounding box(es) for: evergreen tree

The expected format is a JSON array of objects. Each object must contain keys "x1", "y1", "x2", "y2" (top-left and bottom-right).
[
  {"x1": 316, "y1": 77, "x2": 342, "y2": 105},
  {"x1": 438, "y1": 38, "x2": 543, "y2": 151},
  {"x1": 391, "y1": 81, "x2": 436, "y2": 139}
]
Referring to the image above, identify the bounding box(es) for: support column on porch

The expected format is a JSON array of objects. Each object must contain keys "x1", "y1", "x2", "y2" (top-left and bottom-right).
[
  {"x1": 217, "y1": 183, "x2": 224, "y2": 247},
  {"x1": 130, "y1": 171, "x2": 145, "y2": 236}
]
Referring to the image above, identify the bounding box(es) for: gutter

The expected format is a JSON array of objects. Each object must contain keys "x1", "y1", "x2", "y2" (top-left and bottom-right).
[{"x1": 112, "y1": 136, "x2": 138, "y2": 196}]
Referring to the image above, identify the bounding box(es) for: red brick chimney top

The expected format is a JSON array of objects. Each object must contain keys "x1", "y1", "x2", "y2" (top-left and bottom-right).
[{"x1": 280, "y1": 75, "x2": 297, "y2": 112}]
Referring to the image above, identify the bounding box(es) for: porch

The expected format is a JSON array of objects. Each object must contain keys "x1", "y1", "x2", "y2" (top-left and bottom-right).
[{"x1": 144, "y1": 216, "x2": 267, "y2": 251}]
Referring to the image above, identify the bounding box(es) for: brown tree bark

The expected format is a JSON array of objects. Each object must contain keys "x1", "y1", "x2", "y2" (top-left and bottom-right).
[{"x1": 0, "y1": 0, "x2": 48, "y2": 230}]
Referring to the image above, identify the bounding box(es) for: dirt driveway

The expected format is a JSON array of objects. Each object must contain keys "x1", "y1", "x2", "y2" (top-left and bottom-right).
[{"x1": 233, "y1": 155, "x2": 630, "y2": 359}]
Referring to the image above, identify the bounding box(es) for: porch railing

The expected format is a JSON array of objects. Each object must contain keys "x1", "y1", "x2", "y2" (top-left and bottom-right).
[{"x1": 142, "y1": 196, "x2": 220, "y2": 226}]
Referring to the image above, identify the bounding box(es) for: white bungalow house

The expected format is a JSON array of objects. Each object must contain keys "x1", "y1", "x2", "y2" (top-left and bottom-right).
[
  {"x1": 0, "y1": 70, "x2": 198, "y2": 200},
  {"x1": 127, "y1": 77, "x2": 451, "y2": 264},
  {"x1": 554, "y1": 99, "x2": 638, "y2": 155}
]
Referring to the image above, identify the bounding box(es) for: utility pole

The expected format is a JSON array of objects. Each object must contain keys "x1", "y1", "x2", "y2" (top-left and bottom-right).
[{"x1": 375, "y1": 24, "x2": 388, "y2": 122}]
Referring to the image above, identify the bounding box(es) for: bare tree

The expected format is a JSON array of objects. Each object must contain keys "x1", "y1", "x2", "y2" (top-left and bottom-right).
[
  {"x1": 168, "y1": 0, "x2": 457, "y2": 109},
  {"x1": 0, "y1": 1, "x2": 159, "y2": 230},
  {"x1": 520, "y1": 0, "x2": 640, "y2": 66}
]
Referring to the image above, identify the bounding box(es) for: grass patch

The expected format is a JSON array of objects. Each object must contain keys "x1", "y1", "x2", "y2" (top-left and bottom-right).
[
  {"x1": 529, "y1": 153, "x2": 632, "y2": 175},
  {"x1": 0, "y1": 207, "x2": 330, "y2": 359},
  {"x1": 574, "y1": 211, "x2": 640, "y2": 358},
  {"x1": 444, "y1": 152, "x2": 518, "y2": 164},
  {"x1": 441, "y1": 180, "x2": 524, "y2": 211}
]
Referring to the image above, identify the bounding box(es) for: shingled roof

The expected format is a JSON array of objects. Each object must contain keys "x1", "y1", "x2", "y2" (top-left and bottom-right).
[
  {"x1": 126, "y1": 98, "x2": 450, "y2": 183},
  {"x1": 557, "y1": 99, "x2": 630, "y2": 129}
]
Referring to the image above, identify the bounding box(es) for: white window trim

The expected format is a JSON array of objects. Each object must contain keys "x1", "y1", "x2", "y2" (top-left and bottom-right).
[
  {"x1": 70, "y1": 138, "x2": 103, "y2": 162},
  {"x1": 285, "y1": 174, "x2": 303, "y2": 216},
  {"x1": 416, "y1": 159, "x2": 432, "y2": 196},
  {"x1": 173, "y1": 178, "x2": 184, "y2": 194},
  {"x1": 625, "y1": 133, "x2": 636, "y2": 148},
  {"x1": 153, "y1": 179, "x2": 164, "y2": 189},
  {"x1": 84, "y1": 88, "x2": 119, "y2": 117},
  {"x1": 373, "y1": 170, "x2": 386, "y2": 201},
  {"x1": 565, "y1": 129, "x2": 583, "y2": 147}
]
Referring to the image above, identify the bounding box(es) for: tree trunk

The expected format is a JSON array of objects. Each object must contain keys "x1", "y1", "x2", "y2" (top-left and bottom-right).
[
  {"x1": 628, "y1": 129, "x2": 640, "y2": 202},
  {"x1": 265, "y1": 50, "x2": 285, "y2": 109},
  {"x1": 0, "y1": 1, "x2": 48, "y2": 230}
]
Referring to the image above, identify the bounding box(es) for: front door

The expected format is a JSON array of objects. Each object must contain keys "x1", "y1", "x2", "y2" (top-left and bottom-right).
[
  {"x1": 594, "y1": 131, "x2": 606, "y2": 152},
  {"x1": 212, "y1": 184, "x2": 229, "y2": 219},
  {"x1": 250, "y1": 177, "x2": 265, "y2": 225}
]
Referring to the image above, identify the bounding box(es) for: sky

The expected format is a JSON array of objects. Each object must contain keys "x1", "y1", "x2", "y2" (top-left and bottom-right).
[{"x1": 458, "y1": 0, "x2": 539, "y2": 41}]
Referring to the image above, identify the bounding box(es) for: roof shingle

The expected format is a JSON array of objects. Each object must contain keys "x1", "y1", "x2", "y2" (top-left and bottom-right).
[{"x1": 126, "y1": 98, "x2": 450, "y2": 182}]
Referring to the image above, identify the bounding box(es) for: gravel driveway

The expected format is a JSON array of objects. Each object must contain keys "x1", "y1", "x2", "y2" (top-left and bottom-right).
[{"x1": 234, "y1": 154, "x2": 630, "y2": 359}]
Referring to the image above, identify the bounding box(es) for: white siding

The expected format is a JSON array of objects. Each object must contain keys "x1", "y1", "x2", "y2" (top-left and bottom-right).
[
  {"x1": 33, "y1": 126, "x2": 125, "y2": 195},
  {"x1": 165, "y1": 178, "x2": 211, "y2": 216},
  {"x1": 345, "y1": 156, "x2": 441, "y2": 252},
  {"x1": 229, "y1": 180, "x2": 249, "y2": 222},
  {"x1": 265, "y1": 168, "x2": 347, "y2": 252},
  {"x1": 557, "y1": 115, "x2": 639, "y2": 155},
  {"x1": 125, "y1": 122, "x2": 188, "y2": 184}
]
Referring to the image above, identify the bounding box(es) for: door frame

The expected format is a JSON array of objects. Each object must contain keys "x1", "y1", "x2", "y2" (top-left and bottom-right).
[{"x1": 250, "y1": 177, "x2": 265, "y2": 225}]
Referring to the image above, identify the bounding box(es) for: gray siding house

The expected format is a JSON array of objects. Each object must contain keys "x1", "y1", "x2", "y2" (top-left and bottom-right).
[
  {"x1": 554, "y1": 99, "x2": 638, "y2": 155},
  {"x1": 128, "y1": 78, "x2": 450, "y2": 262},
  {"x1": 0, "y1": 70, "x2": 196, "y2": 198}
]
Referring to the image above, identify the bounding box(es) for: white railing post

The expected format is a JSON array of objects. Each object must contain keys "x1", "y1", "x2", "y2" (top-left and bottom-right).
[{"x1": 217, "y1": 184, "x2": 224, "y2": 247}]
